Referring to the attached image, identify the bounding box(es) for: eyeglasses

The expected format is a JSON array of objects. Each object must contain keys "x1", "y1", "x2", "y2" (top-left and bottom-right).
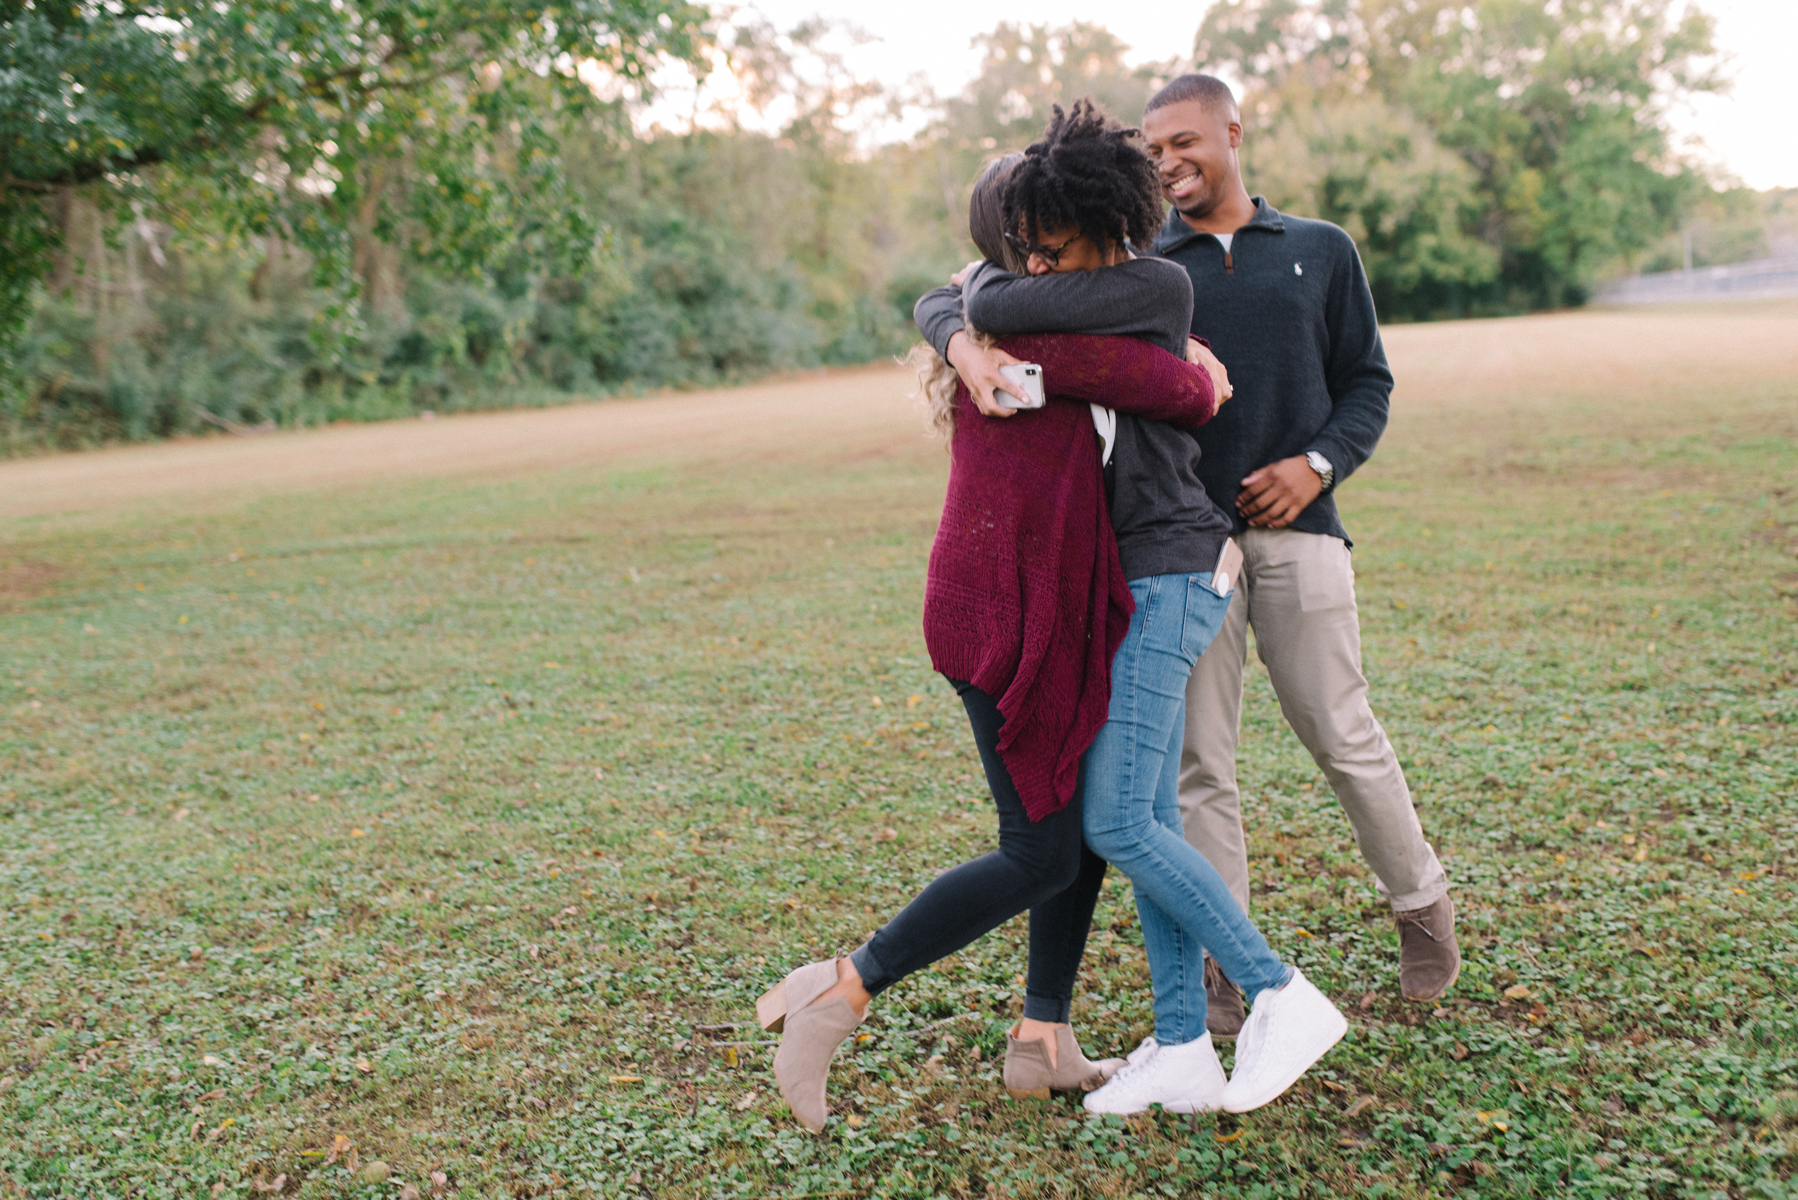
[{"x1": 1003, "y1": 229, "x2": 1082, "y2": 267}]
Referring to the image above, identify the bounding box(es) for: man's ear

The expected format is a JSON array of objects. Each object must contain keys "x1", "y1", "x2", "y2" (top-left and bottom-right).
[{"x1": 1228, "y1": 120, "x2": 1243, "y2": 150}]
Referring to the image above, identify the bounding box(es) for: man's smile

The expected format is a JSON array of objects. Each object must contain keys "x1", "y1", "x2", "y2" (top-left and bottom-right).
[{"x1": 1164, "y1": 170, "x2": 1201, "y2": 198}]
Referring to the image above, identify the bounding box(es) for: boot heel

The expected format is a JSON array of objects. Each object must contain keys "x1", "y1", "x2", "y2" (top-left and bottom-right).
[
  {"x1": 1006, "y1": 1086, "x2": 1051, "y2": 1101},
  {"x1": 756, "y1": 981, "x2": 788, "y2": 1033}
]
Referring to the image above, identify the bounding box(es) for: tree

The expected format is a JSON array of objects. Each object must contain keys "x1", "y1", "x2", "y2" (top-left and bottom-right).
[
  {"x1": 0, "y1": 0, "x2": 709, "y2": 362},
  {"x1": 1245, "y1": 98, "x2": 1499, "y2": 318},
  {"x1": 1196, "y1": 0, "x2": 1721, "y2": 311}
]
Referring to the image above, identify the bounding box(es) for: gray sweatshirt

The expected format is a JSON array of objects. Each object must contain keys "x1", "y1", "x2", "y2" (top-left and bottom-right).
[{"x1": 914, "y1": 257, "x2": 1233, "y2": 581}]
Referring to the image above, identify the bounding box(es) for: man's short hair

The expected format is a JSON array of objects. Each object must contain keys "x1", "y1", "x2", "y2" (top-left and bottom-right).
[{"x1": 1145, "y1": 74, "x2": 1238, "y2": 117}]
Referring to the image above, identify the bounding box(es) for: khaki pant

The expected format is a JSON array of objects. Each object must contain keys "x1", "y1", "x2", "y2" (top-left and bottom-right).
[{"x1": 1178, "y1": 527, "x2": 1448, "y2": 913}]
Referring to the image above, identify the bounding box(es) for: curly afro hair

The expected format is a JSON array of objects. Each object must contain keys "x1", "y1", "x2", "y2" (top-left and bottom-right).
[{"x1": 1003, "y1": 99, "x2": 1163, "y2": 257}]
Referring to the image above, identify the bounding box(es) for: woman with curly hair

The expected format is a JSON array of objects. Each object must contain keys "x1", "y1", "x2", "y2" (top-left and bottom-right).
[
  {"x1": 933, "y1": 100, "x2": 1348, "y2": 1118},
  {"x1": 754, "y1": 135, "x2": 1230, "y2": 1133}
]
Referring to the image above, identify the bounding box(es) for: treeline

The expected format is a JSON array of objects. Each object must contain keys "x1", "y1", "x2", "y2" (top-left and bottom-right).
[{"x1": 0, "y1": 1, "x2": 1769, "y2": 454}]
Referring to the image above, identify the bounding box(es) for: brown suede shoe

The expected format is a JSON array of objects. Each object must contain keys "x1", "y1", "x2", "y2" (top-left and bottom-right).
[
  {"x1": 1396, "y1": 896, "x2": 1460, "y2": 1001},
  {"x1": 1001, "y1": 1025, "x2": 1124, "y2": 1098},
  {"x1": 1205, "y1": 957, "x2": 1246, "y2": 1038}
]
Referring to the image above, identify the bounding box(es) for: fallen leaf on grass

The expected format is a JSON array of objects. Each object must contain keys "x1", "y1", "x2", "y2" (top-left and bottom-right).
[
  {"x1": 431, "y1": 1170, "x2": 448, "y2": 1193},
  {"x1": 1503, "y1": 984, "x2": 1533, "y2": 1000},
  {"x1": 324, "y1": 1134, "x2": 352, "y2": 1166},
  {"x1": 1321, "y1": 1080, "x2": 1351, "y2": 1094},
  {"x1": 249, "y1": 1175, "x2": 285, "y2": 1194},
  {"x1": 196, "y1": 1088, "x2": 225, "y2": 1102},
  {"x1": 734, "y1": 1090, "x2": 758, "y2": 1110},
  {"x1": 400, "y1": 1187, "x2": 420, "y2": 1200},
  {"x1": 1450, "y1": 1042, "x2": 1470, "y2": 1061},
  {"x1": 1215, "y1": 1129, "x2": 1245, "y2": 1144},
  {"x1": 1344, "y1": 1096, "x2": 1376, "y2": 1118},
  {"x1": 875, "y1": 828, "x2": 897, "y2": 842},
  {"x1": 200, "y1": 1054, "x2": 222, "y2": 1066},
  {"x1": 355, "y1": 1059, "x2": 373, "y2": 1074},
  {"x1": 1357, "y1": 991, "x2": 1377, "y2": 1011},
  {"x1": 609, "y1": 1076, "x2": 643, "y2": 1084}
]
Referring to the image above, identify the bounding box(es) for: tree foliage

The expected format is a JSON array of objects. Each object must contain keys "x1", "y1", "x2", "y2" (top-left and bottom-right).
[
  {"x1": 0, "y1": 0, "x2": 709, "y2": 355},
  {"x1": 1199, "y1": 0, "x2": 1722, "y2": 313},
  {"x1": 0, "y1": 6, "x2": 1752, "y2": 452}
]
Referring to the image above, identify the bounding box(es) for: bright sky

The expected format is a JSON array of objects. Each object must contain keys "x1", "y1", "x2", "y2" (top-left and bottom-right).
[{"x1": 712, "y1": 0, "x2": 1798, "y2": 191}]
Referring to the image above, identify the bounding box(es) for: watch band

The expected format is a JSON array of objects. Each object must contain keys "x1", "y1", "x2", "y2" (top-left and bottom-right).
[{"x1": 1305, "y1": 450, "x2": 1335, "y2": 492}]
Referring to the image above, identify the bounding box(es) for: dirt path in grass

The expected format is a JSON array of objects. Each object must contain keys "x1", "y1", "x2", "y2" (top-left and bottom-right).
[{"x1": 4, "y1": 301, "x2": 1795, "y2": 521}]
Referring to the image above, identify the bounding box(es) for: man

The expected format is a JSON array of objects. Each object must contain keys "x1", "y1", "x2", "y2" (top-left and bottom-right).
[{"x1": 1138, "y1": 74, "x2": 1458, "y2": 1032}]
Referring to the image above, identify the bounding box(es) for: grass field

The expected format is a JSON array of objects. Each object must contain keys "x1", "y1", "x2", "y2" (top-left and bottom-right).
[{"x1": 2, "y1": 302, "x2": 1796, "y2": 1200}]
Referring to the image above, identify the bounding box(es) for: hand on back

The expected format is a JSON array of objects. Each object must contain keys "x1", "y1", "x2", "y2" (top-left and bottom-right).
[
  {"x1": 946, "y1": 332, "x2": 1025, "y2": 419},
  {"x1": 1186, "y1": 339, "x2": 1231, "y2": 408}
]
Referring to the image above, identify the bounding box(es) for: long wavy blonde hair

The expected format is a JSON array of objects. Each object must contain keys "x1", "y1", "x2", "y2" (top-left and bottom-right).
[{"x1": 910, "y1": 153, "x2": 1028, "y2": 443}]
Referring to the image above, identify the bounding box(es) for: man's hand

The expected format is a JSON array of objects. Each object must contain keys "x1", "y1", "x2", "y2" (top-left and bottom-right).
[
  {"x1": 950, "y1": 259, "x2": 984, "y2": 287},
  {"x1": 1237, "y1": 455, "x2": 1324, "y2": 527},
  {"x1": 1185, "y1": 338, "x2": 1232, "y2": 409},
  {"x1": 946, "y1": 332, "x2": 1025, "y2": 419}
]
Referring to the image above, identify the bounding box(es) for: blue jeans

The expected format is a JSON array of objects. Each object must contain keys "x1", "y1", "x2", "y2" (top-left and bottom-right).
[{"x1": 1083, "y1": 572, "x2": 1292, "y2": 1045}]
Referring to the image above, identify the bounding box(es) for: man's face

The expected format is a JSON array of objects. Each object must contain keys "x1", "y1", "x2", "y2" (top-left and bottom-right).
[{"x1": 1141, "y1": 99, "x2": 1241, "y2": 221}]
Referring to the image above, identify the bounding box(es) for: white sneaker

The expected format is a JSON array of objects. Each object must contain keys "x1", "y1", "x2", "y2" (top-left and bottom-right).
[
  {"x1": 1219, "y1": 967, "x2": 1347, "y2": 1113},
  {"x1": 1082, "y1": 1033, "x2": 1227, "y2": 1115}
]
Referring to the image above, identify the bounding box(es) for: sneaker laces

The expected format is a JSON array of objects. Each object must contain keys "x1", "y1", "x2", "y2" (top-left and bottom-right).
[
  {"x1": 1109, "y1": 1039, "x2": 1160, "y2": 1084},
  {"x1": 1235, "y1": 996, "x2": 1270, "y2": 1068}
]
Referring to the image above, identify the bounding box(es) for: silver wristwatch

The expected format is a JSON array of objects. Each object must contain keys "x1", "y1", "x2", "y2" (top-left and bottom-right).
[{"x1": 1305, "y1": 450, "x2": 1335, "y2": 492}]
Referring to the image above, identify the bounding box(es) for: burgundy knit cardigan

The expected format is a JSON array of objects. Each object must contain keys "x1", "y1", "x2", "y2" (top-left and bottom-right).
[{"x1": 922, "y1": 333, "x2": 1218, "y2": 821}]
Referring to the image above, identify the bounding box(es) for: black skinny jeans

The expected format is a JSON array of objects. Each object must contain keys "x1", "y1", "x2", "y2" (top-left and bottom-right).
[{"x1": 848, "y1": 679, "x2": 1108, "y2": 1023}]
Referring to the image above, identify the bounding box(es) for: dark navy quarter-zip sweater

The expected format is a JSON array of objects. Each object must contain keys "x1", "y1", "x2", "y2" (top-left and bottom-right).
[{"x1": 1153, "y1": 198, "x2": 1393, "y2": 545}]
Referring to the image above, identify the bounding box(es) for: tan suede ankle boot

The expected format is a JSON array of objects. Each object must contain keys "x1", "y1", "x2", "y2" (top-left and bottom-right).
[
  {"x1": 1001, "y1": 1025, "x2": 1124, "y2": 1099},
  {"x1": 759, "y1": 959, "x2": 864, "y2": 1132}
]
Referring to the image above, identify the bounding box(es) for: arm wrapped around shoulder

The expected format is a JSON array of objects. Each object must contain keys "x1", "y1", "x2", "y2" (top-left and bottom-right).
[{"x1": 991, "y1": 333, "x2": 1217, "y2": 428}]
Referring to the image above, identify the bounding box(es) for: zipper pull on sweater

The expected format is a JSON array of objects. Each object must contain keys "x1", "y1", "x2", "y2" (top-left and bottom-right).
[{"x1": 1223, "y1": 249, "x2": 1234, "y2": 274}]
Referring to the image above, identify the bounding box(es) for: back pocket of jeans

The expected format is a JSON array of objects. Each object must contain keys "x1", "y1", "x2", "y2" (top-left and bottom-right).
[{"x1": 1181, "y1": 576, "x2": 1234, "y2": 660}]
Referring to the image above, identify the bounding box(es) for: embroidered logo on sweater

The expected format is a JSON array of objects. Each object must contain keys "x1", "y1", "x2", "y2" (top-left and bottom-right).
[{"x1": 1294, "y1": 262, "x2": 1303, "y2": 275}]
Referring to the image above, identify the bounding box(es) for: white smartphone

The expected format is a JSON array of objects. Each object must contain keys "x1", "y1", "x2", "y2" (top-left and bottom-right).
[
  {"x1": 1208, "y1": 538, "x2": 1244, "y2": 598},
  {"x1": 995, "y1": 362, "x2": 1045, "y2": 409}
]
